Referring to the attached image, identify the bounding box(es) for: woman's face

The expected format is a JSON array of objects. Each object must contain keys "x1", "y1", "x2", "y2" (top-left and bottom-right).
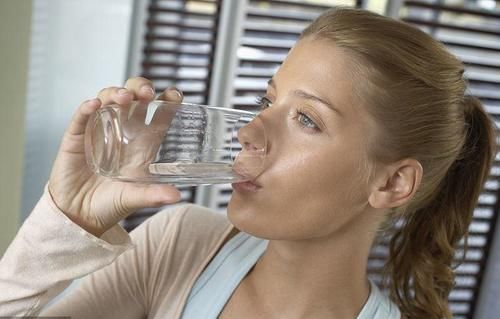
[{"x1": 227, "y1": 37, "x2": 378, "y2": 240}]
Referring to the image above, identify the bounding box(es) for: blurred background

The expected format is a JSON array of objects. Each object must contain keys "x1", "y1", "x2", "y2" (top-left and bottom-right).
[{"x1": 1, "y1": 0, "x2": 499, "y2": 318}]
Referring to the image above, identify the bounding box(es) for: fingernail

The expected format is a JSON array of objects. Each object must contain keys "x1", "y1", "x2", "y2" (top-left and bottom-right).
[
  {"x1": 164, "y1": 191, "x2": 181, "y2": 203},
  {"x1": 86, "y1": 98, "x2": 101, "y2": 106},
  {"x1": 170, "y1": 188, "x2": 182, "y2": 199},
  {"x1": 168, "y1": 87, "x2": 183, "y2": 99},
  {"x1": 141, "y1": 85, "x2": 155, "y2": 97},
  {"x1": 82, "y1": 99, "x2": 101, "y2": 113},
  {"x1": 173, "y1": 191, "x2": 182, "y2": 201},
  {"x1": 118, "y1": 88, "x2": 128, "y2": 96}
]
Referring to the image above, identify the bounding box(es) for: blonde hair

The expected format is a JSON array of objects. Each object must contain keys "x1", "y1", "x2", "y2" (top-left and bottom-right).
[{"x1": 302, "y1": 7, "x2": 496, "y2": 319}]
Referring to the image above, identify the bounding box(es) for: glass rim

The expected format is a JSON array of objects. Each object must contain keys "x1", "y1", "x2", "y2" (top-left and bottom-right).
[{"x1": 121, "y1": 100, "x2": 259, "y2": 117}]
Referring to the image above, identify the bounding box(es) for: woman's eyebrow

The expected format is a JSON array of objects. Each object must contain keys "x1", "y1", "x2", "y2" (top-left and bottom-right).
[
  {"x1": 293, "y1": 90, "x2": 343, "y2": 117},
  {"x1": 267, "y1": 79, "x2": 344, "y2": 116},
  {"x1": 267, "y1": 78, "x2": 342, "y2": 117}
]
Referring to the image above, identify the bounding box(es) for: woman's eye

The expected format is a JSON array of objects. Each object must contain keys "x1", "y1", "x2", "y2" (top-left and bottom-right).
[
  {"x1": 255, "y1": 96, "x2": 321, "y2": 133},
  {"x1": 297, "y1": 112, "x2": 318, "y2": 130},
  {"x1": 256, "y1": 96, "x2": 272, "y2": 110}
]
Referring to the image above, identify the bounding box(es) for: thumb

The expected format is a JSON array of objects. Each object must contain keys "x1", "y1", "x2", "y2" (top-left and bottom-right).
[{"x1": 67, "y1": 98, "x2": 102, "y2": 136}]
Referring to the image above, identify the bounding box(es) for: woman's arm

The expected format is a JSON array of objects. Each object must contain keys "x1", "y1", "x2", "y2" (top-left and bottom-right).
[
  {"x1": 0, "y1": 77, "x2": 183, "y2": 317},
  {"x1": 40, "y1": 201, "x2": 183, "y2": 319},
  {"x1": 0, "y1": 187, "x2": 133, "y2": 316}
]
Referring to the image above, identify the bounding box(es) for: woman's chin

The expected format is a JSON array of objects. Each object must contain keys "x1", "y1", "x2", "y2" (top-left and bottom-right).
[
  {"x1": 227, "y1": 199, "x2": 268, "y2": 238},
  {"x1": 227, "y1": 200, "x2": 290, "y2": 240}
]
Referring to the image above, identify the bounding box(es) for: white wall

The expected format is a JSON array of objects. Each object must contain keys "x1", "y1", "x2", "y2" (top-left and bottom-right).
[
  {"x1": 21, "y1": 0, "x2": 134, "y2": 220},
  {"x1": 0, "y1": 0, "x2": 32, "y2": 255}
]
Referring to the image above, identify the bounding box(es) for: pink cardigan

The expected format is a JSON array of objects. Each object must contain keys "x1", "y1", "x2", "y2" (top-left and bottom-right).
[{"x1": 0, "y1": 187, "x2": 233, "y2": 318}]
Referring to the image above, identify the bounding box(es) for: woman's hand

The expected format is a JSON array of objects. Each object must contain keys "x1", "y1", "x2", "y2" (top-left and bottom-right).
[{"x1": 48, "y1": 77, "x2": 183, "y2": 237}]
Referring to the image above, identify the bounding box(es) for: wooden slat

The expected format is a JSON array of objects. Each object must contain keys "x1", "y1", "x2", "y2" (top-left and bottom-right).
[
  {"x1": 405, "y1": 1, "x2": 500, "y2": 19},
  {"x1": 441, "y1": 39, "x2": 500, "y2": 53},
  {"x1": 253, "y1": 0, "x2": 339, "y2": 11},
  {"x1": 403, "y1": 17, "x2": 500, "y2": 36},
  {"x1": 469, "y1": 78, "x2": 500, "y2": 86},
  {"x1": 247, "y1": 7, "x2": 317, "y2": 22},
  {"x1": 244, "y1": 21, "x2": 304, "y2": 36},
  {"x1": 144, "y1": 47, "x2": 211, "y2": 57},
  {"x1": 145, "y1": 33, "x2": 214, "y2": 44},
  {"x1": 142, "y1": 61, "x2": 211, "y2": 68},
  {"x1": 143, "y1": 75, "x2": 208, "y2": 82},
  {"x1": 241, "y1": 37, "x2": 295, "y2": 50},
  {"x1": 148, "y1": 5, "x2": 215, "y2": 18},
  {"x1": 146, "y1": 20, "x2": 215, "y2": 32}
]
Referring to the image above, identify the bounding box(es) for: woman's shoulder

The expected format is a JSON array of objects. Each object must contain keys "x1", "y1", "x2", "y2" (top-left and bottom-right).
[
  {"x1": 130, "y1": 203, "x2": 234, "y2": 271},
  {"x1": 158, "y1": 203, "x2": 231, "y2": 232},
  {"x1": 132, "y1": 203, "x2": 234, "y2": 259},
  {"x1": 138, "y1": 203, "x2": 232, "y2": 243}
]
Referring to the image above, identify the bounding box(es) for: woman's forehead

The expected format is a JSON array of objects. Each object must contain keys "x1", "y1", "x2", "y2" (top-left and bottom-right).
[{"x1": 273, "y1": 38, "x2": 356, "y2": 111}]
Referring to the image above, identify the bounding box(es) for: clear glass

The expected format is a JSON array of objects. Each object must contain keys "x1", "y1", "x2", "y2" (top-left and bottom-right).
[{"x1": 84, "y1": 100, "x2": 266, "y2": 185}]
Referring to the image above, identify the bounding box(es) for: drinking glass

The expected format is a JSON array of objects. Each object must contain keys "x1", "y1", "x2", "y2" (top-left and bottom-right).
[{"x1": 84, "y1": 100, "x2": 266, "y2": 185}]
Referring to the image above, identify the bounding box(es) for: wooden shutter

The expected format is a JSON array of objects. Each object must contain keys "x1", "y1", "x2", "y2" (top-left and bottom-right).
[
  {"x1": 398, "y1": 1, "x2": 500, "y2": 318},
  {"x1": 124, "y1": 0, "x2": 223, "y2": 230}
]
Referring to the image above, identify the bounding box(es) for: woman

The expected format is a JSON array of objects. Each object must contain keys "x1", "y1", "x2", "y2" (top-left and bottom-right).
[{"x1": 0, "y1": 7, "x2": 495, "y2": 319}]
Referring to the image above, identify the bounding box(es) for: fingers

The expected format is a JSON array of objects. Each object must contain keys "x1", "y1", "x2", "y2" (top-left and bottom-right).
[
  {"x1": 85, "y1": 79, "x2": 185, "y2": 141},
  {"x1": 124, "y1": 77, "x2": 156, "y2": 102},
  {"x1": 67, "y1": 98, "x2": 102, "y2": 136},
  {"x1": 96, "y1": 86, "x2": 134, "y2": 107},
  {"x1": 121, "y1": 183, "x2": 182, "y2": 214},
  {"x1": 96, "y1": 77, "x2": 156, "y2": 108},
  {"x1": 156, "y1": 87, "x2": 184, "y2": 103},
  {"x1": 96, "y1": 76, "x2": 183, "y2": 108}
]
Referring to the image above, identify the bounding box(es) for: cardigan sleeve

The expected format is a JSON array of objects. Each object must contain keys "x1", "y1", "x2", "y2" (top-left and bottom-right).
[
  {"x1": 0, "y1": 187, "x2": 133, "y2": 317},
  {"x1": 39, "y1": 203, "x2": 186, "y2": 319}
]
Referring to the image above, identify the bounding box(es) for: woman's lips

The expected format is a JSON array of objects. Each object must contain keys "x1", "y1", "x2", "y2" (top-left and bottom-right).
[
  {"x1": 231, "y1": 161, "x2": 262, "y2": 193},
  {"x1": 232, "y1": 164, "x2": 262, "y2": 192}
]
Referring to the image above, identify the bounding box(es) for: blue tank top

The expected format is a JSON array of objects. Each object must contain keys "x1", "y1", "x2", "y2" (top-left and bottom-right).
[{"x1": 181, "y1": 231, "x2": 401, "y2": 319}]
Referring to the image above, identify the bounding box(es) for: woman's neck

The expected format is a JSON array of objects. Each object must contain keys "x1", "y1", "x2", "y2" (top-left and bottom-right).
[{"x1": 244, "y1": 212, "x2": 380, "y2": 318}]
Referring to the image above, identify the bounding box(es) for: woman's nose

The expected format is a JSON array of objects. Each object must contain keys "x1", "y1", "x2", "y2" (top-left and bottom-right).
[{"x1": 237, "y1": 115, "x2": 267, "y2": 154}]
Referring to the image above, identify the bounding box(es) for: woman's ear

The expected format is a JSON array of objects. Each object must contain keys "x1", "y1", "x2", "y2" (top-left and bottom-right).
[{"x1": 368, "y1": 159, "x2": 423, "y2": 209}]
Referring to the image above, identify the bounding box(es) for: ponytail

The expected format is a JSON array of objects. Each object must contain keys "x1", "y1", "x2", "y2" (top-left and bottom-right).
[{"x1": 385, "y1": 96, "x2": 496, "y2": 319}]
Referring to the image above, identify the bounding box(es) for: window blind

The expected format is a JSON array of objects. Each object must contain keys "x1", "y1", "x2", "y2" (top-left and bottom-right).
[
  {"x1": 399, "y1": 1, "x2": 500, "y2": 318},
  {"x1": 123, "y1": 0, "x2": 222, "y2": 230}
]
